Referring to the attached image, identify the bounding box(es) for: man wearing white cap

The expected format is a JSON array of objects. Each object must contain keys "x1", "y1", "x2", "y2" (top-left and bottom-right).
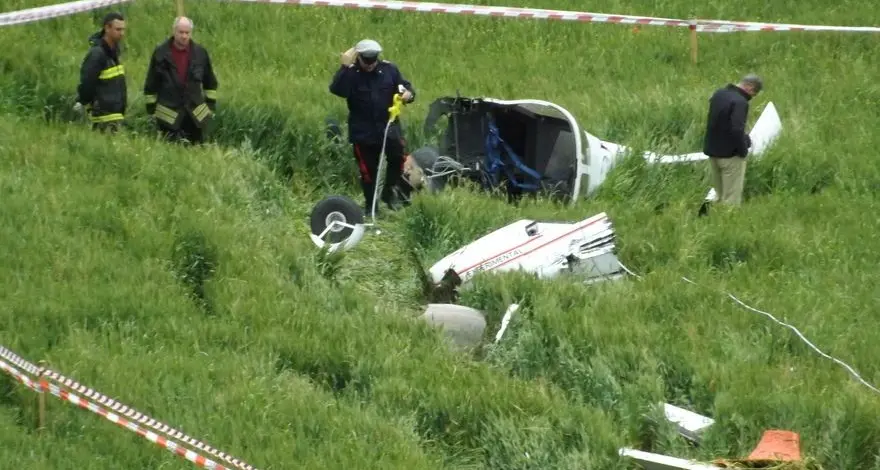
[{"x1": 330, "y1": 38, "x2": 416, "y2": 213}]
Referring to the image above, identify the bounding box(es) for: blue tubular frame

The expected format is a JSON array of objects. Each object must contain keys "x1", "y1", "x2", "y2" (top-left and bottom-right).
[{"x1": 483, "y1": 118, "x2": 543, "y2": 192}]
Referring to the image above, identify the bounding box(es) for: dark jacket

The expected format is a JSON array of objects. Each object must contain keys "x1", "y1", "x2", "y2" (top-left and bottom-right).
[
  {"x1": 703, "y1": 84, "x2": 752, "y2": 158},
  {"x1": 329, "y1": 60, "x2": 415, "y2": 144},
  {"x1": 143, "y1": 38, "x2": 218, "y2": 130},
  {"x1": 77, "y1": 31, "x2": 127, "y2": 124}
]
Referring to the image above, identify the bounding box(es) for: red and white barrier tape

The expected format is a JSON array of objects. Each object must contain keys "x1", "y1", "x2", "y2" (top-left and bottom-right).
[
  {"x1": 0, "y1": 357, "x2": 44, "y2": 393},
  {"x1": 0, "y1": 346, "x2": 259, "y2": 470},
  {"x1": 695, "y1": 18, "x2": 880, "y2": 33},
  {"x1": 233, "y1": 0, "x2": 697, "y2": 27},
  {"x1": 2, "y1": 0, "x2": 877, "y2": 33},
  {"x1": 0, "y1": 0, "x2": 132, "y2": 27},
  {"x1": 38, "y1": 377, "x2": 234, "y2": 470},
  {"x1": 0, "y1": 344, "x2": 42, "y2": 376},
  {"x1": 228, "y1": 0, "x2": 880, "y2": 33},
  {"x1": 40, "y1": 367, "x2": 258, "y2": 470}
]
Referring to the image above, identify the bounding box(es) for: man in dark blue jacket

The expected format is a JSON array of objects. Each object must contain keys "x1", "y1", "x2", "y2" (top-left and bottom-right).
[
  {"x1": 330, "y1": 39, "x2": 415, "y2": 214},
  {"x1": 702, "y1": 74, "x2": 763, "y2": 206}
]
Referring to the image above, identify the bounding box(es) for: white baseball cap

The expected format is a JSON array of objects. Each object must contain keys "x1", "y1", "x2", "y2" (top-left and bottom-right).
[{"x1": 355, "y1": 39, "x2": 382, "y2": 58}]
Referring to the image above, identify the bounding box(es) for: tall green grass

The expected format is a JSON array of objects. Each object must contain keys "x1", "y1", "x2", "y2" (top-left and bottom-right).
[
  {"x1": 0, "y1": 114, "x2": 630, "y2": 469},
  {"x1": 1, "y1": 0, "x2": 879, "y2": 468}
]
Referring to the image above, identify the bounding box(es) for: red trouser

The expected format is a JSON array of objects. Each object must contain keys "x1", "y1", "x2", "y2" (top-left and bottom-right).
[{"x1": 352, "y1": 137, "x2": 406, "y2": 210}]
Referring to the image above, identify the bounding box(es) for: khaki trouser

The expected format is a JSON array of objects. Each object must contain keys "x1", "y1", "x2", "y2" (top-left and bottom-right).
[{"x1": 709, "y1": 156, "x2": 747, "y2": 205}]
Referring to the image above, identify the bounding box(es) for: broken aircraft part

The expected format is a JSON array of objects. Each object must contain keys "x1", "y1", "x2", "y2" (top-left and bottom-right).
[
  {"x1": 494, "y1": 303, "x2": 519, "y2": 343},
  {"x1": 428, "y1": 212, "x2": 625, "y2": 291},
  {"x1": 715, "y1": 430, "x2": 803, "y2": 466},
  {"x1": 420, "y1": 303, "x2": 487, "y2": 350},
  {"x1": 621, "y1": 429, "x2": 805, "y2": 470},
  {"x1": 618, "y1": 448, "x2": 720, "y2": 470},
  {"x1": 662, "y1": 403, "x2": 715, "y2": 444}
]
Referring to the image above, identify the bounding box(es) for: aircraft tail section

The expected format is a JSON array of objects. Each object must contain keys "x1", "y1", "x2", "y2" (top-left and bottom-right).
[
  {"x1": 580, "y1": 101, "x2": 782, "y2": 201},
  {"x1": 746, "y1": 101, "x2": 782, "y2": 156}
]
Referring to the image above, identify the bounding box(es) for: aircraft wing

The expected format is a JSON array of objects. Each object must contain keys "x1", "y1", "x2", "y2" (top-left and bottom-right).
[
  {"x1": 643, "y1": 150, "x2": 709, "y2": 164},
  {"x1": 639, "y1": 101, "x2": 782, "y2": 166},
  {"x1": 589, "y1": 102, "x2": 781, "y2": 202}
]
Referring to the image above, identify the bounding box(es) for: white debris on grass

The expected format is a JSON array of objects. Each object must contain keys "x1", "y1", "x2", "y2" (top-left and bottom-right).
[{"x1": 662, "y1": 403, "x2": 715, "y2": 443}]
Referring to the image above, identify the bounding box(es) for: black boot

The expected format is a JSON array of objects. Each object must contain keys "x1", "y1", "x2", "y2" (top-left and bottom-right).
[
  {"x1": 361, "y1": 179, "x2": 381, "y2": 217},
  {"x1": 364, "y1": 199, "x2": 381, "y2": 217},
  {"x1": 380, "y1": 185, "x2": 400, "y2": 211},
  {"x1": 698, "y1": 200, "x2": 710, "y2": 217}
]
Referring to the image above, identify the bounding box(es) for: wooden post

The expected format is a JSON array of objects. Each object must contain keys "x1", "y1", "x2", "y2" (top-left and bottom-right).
[
  {"x1": 37, "y1": 384, "x2": 45, "y2": 430},
  {"x1": 37, "y1": 361, "x2": 46, "y2": 432},
  {"x1": 689, "y1": 19, "x2": 699, "y2": 64},
  {"x1": 176, "y1": 0, "x2": 185, "y2": 16}
]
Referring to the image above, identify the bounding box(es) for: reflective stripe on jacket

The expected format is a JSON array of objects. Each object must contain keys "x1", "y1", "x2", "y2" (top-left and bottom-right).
[
  {"x1": 144, "y1": 38, "x2": 217, "y2": 129},
  {"x1": 77, "y1": 31, "x2": 127, "y2": 124},
  {"x1": 143, "y1": 38, "x2": 218, "y2": 130}
]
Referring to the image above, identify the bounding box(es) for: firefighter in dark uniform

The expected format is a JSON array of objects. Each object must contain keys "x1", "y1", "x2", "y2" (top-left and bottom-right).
[
  {"x1": 75, "y1": 12, "x2": 127, "y2": 132},
  {"x1": 329, "y1": 39, "x2": 416, "y2": 214},
  {"x1": 143, "y1": 16, "x2": 218, "y2": 144}
]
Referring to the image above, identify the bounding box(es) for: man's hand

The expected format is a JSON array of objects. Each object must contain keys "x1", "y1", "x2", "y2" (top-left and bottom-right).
[
  {"x1": 340, "y1": 47, "x2": 356, "y2": 66},
  {"x1": 73, "y1": 102, "x2": 83, "y2": 114},
  {"x1": 401, "y1": 90, "x2": 413, "y2": 103}
]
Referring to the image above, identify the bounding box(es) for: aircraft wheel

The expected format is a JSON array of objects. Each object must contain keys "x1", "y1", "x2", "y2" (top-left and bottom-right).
[{"x1": 309, "y1": 195, "x2": 364, "y2": 244}]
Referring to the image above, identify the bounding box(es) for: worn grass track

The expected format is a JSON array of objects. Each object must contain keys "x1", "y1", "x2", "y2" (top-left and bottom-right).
[{"x1": 1, "y1": 0, "x2": 879, "y2": 468}]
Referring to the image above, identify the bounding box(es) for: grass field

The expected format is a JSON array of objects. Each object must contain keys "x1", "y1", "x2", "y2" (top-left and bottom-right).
[{"x1": 1, "y1": 0, "x2": 880, "y2": 468}]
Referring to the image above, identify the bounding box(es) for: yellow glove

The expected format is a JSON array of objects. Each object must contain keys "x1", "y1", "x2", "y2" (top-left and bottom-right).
[{"x1": 388, "y1": 93, "x2": 404, "y2": 122}]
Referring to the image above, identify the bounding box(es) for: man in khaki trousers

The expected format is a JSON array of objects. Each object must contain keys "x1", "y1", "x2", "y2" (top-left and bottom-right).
[{"x1": 702, "y1": 74, "x2": 763, "y2": 205}]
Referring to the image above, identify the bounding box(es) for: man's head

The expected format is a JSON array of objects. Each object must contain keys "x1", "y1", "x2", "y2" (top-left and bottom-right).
[
  {"x1": 403, "y1": 154, "x2": 425, "y2": 189},
  {"x1": 354, "y1": 39, "x2": 382, "y2": 72},
  {"x1": 737, "y1": 73, "x2": 763, "y2": 98},
  {"x1": 101, "y1": 12, "x2": 125, "y2": 45},
  {"x1": 172, "y1": 16, "x2": 193, "y2": 49}
]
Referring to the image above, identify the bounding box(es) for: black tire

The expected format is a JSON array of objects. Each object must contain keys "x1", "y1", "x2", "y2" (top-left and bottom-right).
[{"x1": 309, "y1": 195, "x2": 364, "y2": 244}]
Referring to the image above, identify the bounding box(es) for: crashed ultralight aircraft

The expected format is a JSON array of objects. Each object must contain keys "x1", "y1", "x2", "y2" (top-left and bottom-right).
[
  {"x1": 309, "y1": 94, "x2": 783, "y2": 254},
  {"x1": 409, "y1": 94, "x2": 782, "y2": 203}
]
